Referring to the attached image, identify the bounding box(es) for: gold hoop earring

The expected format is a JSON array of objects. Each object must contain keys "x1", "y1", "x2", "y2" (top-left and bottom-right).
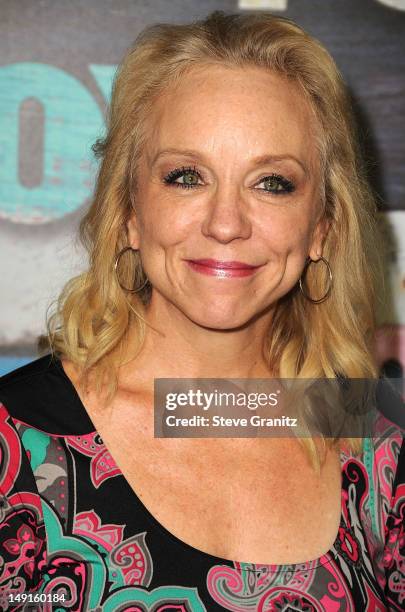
[
  {"x1": 299, "y1": 255, "x2": 332, "y2": 304},
  {"x1": 114, "y1": 247, "x2": 149, "y2": 293}
]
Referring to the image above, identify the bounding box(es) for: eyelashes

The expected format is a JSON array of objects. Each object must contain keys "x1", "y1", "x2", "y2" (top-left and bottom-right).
[
  {"x1": 256, "y1": 174, "x2": 295, "y2": 194},
  {"x1": 163, "y1": 165, "x2": 203, "y2": 189},
  {"x1": 162, "y1": 165, "x2": 296, "y2": 195}
]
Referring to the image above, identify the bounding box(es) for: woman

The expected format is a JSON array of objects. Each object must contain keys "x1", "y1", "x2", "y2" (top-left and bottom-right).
[{"x1": 0, "y1": 10, "x2": 403, "y2": 611}]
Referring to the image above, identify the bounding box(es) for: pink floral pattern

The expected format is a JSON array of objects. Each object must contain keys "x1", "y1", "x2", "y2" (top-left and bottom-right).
[
  {"x1": 66, "y1": 432, "x2": 121, "y2": 488},
  {"x1": 0, "y1": 356, "x2": 404, "y2": 611}
]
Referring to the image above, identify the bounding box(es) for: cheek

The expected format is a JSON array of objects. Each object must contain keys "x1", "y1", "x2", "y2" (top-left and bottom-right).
[
  {"x1": 141, "y1": 193, "x2": 199, "y2": 249},
  {"x1": 260, "y1": 212, "x2": 312, "y2": 256},
  {"x1": 138, "y1": 205, "x2": 189, "y2": 254}
]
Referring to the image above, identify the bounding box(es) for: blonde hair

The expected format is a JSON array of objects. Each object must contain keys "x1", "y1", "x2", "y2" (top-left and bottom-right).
[{"x1": 39, "y1": 10, "x2": 384, "y2": 467}]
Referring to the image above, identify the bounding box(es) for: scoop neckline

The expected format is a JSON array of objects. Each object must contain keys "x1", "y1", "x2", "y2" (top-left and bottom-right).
[{"x1": 54, "y1": 355, "x2": 349, "y2": 573}]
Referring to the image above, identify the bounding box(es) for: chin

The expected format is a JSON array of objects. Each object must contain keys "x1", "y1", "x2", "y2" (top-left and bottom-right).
[{"x1": 186, "y1": 309, "x2": 252, "y2": 331}]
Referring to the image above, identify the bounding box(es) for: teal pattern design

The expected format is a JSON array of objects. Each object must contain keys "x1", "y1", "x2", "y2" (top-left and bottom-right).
[{"x1": 0, "y1": 355, "x2": 404, "y2": 611}]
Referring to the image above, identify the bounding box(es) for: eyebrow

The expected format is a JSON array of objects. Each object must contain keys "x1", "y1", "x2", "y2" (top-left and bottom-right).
[{"x1": 151, "y1": 148, "x2": 309, "y2": 177}]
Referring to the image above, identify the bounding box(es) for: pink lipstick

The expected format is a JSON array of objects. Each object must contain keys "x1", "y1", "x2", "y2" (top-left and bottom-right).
[{"x1": 185, "y1": 259, "x2": 261, "y2": 278}]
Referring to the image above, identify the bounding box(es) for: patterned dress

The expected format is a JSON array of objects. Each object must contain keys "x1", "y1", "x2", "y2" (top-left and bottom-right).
[{"x1": 0, "y1": 354, "x2": 403, "y2": 611}]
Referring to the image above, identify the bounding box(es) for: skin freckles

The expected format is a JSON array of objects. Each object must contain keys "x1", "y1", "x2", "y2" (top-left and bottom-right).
[{"x1": 125, "y1": 64, "x2": 330, "y2": 377}]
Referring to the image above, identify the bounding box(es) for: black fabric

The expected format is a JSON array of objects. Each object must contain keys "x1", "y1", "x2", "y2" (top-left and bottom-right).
[
  {"x1": 0, "y1": 356, "x2": 403, "y2": 611},
  {"x1": 0, "y1": 354, "x2": 94, "y2": 435}
]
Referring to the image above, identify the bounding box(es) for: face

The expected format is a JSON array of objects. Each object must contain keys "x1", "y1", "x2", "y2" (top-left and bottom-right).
[{"x1": 127, "y1": 64, "x2": 329, "y2": 329}]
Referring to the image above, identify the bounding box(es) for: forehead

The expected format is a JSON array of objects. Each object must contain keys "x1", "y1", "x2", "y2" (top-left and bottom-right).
[{"x1": 143, "y1": 64, "x2": 319, "y2": 171}]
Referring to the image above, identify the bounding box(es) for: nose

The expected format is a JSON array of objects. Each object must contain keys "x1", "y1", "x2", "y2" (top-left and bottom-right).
[{"x1": 201, "y1": 185, "x2": 252, "y2": 244}]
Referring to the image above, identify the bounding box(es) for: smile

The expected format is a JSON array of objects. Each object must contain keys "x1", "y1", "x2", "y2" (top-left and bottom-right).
[{"x1": 185, "y1": 259, "x2": 262, "y2": 278}]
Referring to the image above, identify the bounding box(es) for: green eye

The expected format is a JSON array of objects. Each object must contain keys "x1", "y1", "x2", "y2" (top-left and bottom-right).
[
  {"x1": 182, "y1": 172, "x2": 199, "y2": 186},
  {"x1": 264, "y1": 177, "x2": 283, "y2": 191},
  {"x1": 163, "y1": 165, "x2": 203, "y2": 189},
  {"x1": 258, "y1": 174, "x2": 295, "y2": 195}
]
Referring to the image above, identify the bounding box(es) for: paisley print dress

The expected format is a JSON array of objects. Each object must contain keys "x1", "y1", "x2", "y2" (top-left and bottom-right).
[{"x1": 0, "y1": 354, "x2": 404, "y2": 611}]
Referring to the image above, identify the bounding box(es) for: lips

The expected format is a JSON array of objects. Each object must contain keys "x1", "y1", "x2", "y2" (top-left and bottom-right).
[
  {"x1": 185, "y1": 258, "x2": 262, "y2": 278},
  {"x1": 187, "y1": 259, "x2": 259, "y2": 270}
]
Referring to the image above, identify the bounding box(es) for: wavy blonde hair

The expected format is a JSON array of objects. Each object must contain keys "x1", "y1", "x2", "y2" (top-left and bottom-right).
[{"x1": 39, "y1": 10, "x2": 384, "y2": 467}]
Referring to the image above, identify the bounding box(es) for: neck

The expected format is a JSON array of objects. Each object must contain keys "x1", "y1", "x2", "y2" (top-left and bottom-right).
[{"x1": 122, "y1": 294, "x2": 275, "y2": 384}]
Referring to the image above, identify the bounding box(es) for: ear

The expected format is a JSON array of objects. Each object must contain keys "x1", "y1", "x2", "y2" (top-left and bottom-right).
[
  {"x1": 308, "y1": 217, "x2": 331, "y2": 261},
  {"x1": 126, "y1": 210, "x2": 141, "y2": 250}
]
